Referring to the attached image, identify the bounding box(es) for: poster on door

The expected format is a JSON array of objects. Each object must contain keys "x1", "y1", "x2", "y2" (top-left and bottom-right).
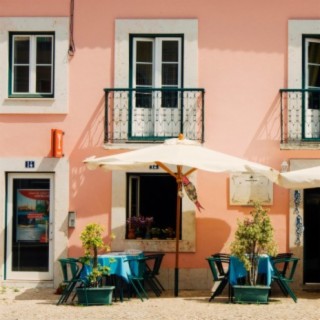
[{"x1": 16, "y1": 189, "x2": 49, "y2": 242}]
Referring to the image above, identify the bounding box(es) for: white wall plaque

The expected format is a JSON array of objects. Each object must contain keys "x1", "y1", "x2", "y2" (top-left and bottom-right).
[{"x1": 229, "y1": 173, "x2": 273, "y2": 206}]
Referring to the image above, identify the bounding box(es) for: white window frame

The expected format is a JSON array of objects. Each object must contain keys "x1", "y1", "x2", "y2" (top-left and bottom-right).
[
  {"x1": 304, "y1": 37, "x2": 320, "y2": 90},
  {"x1": 0, "y1": 17, "x2": 69, "y2": 114},
  {"x1": 132, "y1": 37, "x2": 182, "y2": 89},
  {"x1": 11, "y1": 34, "x2": 54, "y2": 96}
]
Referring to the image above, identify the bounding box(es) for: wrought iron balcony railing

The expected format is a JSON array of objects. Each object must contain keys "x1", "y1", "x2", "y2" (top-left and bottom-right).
[
  {"x1": 104, "y1": 88, "x2": 205, "y2": 143},
  {"x1": 280, "y1": 89, "x2": 320, "y2": 145}
]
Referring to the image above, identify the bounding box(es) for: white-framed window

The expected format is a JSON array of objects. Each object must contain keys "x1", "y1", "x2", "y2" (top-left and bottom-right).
[
  {"x1": 304, "y1": 37, "x2": 320, "y2": 110},
  {"x1": 10, "y1": 33, "x2": 54, "y2": 97},
  {"x1": 130, "y1": 36, "x2": 183, "y2": 138},
  {"x1": 132, "y1": 37, "x2": 182, "y2": 108},
  {"x1": 0, "y1": 17, "x2": 68, "y2": 114}
]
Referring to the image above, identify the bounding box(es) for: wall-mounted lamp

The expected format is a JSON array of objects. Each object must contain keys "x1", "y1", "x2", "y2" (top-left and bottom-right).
[
  {"x1": 281, "y1": 160, "x2": 289, "y2": 173},
  {"x1": 68, "y1": 211, "x2": 76, "y2": 228}
]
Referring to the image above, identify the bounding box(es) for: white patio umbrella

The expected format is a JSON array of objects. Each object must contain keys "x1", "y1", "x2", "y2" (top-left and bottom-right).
[
  {"x1": 278, "y1": 166, "x2": 320, "y2": 189},
  {"x1": 84, "y1": 135, "x2": 279, "y2": 296}
]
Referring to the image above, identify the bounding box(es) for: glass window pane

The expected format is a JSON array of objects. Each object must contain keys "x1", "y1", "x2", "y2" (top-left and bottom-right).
[
  {"x1": 308, "y1": 65, "x2": 320, "y2": 88},
  {"x1": 12, "y1": 178, "x2": 50, "y2": 272},
  {"x1": 308, "y1": 92, "x2": 320, "y2": 110},
  {"x1": 36, "y1": 66, "x2": 52, "y2": 93},
  {"x1": 136, "y1": 41, "x2": 153, "y2": 62},
  {"x1": 14, "y1": 37, "x2": 30, "y2": 64},
  {"x1": 161, "y1": 90, "x2": 178, "y2": 108},
  {"x1": 14, "y1": 66, "x2": 29, "y2": 92},
  {"x1": 308, "y1": 42, "x2": 320, "y2": 65},
  {"x1": 162, "y1": 41, "x2": 178, "y2": 62},
  {"x1": 136, "y1": 64, "x2": 152, "y2": 85},
  {"x1": 162, "y1": 64, "x2": 178, "y2": 85},
  {"x1": 37, "y1": 37, "x2": 52, "y2": 64},
  {"x1": 135, "y1": 90, "x2": 152, "y2": 108}
]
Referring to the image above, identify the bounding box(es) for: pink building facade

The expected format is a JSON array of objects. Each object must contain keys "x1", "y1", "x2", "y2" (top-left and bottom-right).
[{"x1": 1, "y1": 0, "x2": 320, "y2": 290}]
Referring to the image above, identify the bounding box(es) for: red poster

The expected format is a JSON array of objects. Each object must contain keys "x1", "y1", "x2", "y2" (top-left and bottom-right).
[{"x1": 16, "y1": 189, "x2": 49, "y2": 242}]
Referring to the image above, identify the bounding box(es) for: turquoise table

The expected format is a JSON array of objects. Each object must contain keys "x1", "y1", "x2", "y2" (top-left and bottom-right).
[
  {"x1": 82, "y1": 252, "x2": 144, "y2": 282},
  {"x1": 229, "y1": 255, "x2": 274, "y2": 286}
]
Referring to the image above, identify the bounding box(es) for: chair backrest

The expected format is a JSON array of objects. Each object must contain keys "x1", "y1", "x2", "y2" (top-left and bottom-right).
[
  {"x1": 272, "y1": 257, "x2": 299, "y2": 282},
  {"x1": 271, "y1": 253, "x2": 293, "y2": 277},
  {"x1": 125, "y1": 257, "x2": 147, "y2": 279},
  {"x1": 145, "y1": 253, "x2": 165, "y2": 276},
  {"x1": 211, "y1": 253, "x2": 230, "y2": 277},
  {"x1": 58, "y1": 258, "x2": 81, "y2": 282},
  {"x1": 206, "y1": 257, "x2": 221, "y2": 282}
]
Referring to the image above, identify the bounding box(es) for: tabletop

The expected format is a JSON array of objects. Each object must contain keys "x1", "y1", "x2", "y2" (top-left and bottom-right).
[
  {"x1": 82, "y1": 251, "x2": 144, "y2": 282},
  {"x1": 229, "y1": 255, "x2": 274, "y2": 286}
]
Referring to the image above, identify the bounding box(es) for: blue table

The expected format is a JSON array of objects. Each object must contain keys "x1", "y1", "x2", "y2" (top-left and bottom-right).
[
  {"x1": 229, "y1": 255, "x2": 274, "y2": 286},
  {"x1": 82, "y1": 252, "x2": 144, "y2": 282}
]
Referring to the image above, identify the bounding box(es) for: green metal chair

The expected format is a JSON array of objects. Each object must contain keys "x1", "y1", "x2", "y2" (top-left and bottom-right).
[
  {"x1": 144, "y1": 253, "x2": 165, "y2": 296},
  {"x1": 271, "y1": 256, "x2": 299, "y2": 303},
  {"x1": 271, "y1": 253, "x2": 293, "y2": 277},
  {"x1": 206, "y1": 254, "x2": 231, "y2": 302},
  {"x1": 57, "y1": 258, "x2": 86, "y2": 305},
  {"x1": 124, "y1": 257, "x2": 149, "y2": 302}
]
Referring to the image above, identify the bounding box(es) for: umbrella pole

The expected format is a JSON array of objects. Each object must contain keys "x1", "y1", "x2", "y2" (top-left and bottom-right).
[{"x1": 174, "y1": 170, "x2": 182, "y2": 297}]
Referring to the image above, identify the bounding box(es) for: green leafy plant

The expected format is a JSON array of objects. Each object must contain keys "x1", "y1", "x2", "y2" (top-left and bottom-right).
[
  {"x1": 230, "y1": 202, "x2": 277, "y2": 286},
  {"x1": 80, "y1": 223, "x2": 114, "y2": 287}
]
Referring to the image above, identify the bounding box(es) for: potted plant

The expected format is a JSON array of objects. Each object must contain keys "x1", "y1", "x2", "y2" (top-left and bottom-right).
[
  {"x1": 76, "y1": 223, "x2": 115, "y2": 305},
  {"x1": 151, "y1": 227, "x2": 161, "y2": 239},
  {"x1": 230, "y1": 202, "x2": 277, "y2": 303},
  {"x1": 162, "y1": 227, "x2": 175, "y2": 239},
  {"x1": 126, "y1": 215, "x2": 154, "y2": 239}
]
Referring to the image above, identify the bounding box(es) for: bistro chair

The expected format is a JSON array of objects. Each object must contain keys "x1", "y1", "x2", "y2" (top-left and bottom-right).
[
  {"x1": 206, "y1": 253, "x2": 231, "y2": 302},
  {"x1": 57, "y1": 258, "x2": 86, "y2": 305},
  {"x1": 103, "y1": 274, "x2": 130, "y2": 302},
  {"x1": 271, "y1": 253, "x2": 293, "y2": 277},
  {"x1": 271, "y1": 256, "x2": 299, "y2": 303},
  {"x1": 124, "y1": 257, "x2": 149, "y2": 302},
  {"x1": 144, "y1": 253, "x2": 165, "y2": 296}
]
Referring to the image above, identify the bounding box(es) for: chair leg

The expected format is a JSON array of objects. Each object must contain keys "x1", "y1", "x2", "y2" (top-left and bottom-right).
[
  {"x1": 278, "y1": 279, "x2": 297, "y2": 303},
  {"x1": 129, "y1": 279, "x2": 146, "y2": 302}
]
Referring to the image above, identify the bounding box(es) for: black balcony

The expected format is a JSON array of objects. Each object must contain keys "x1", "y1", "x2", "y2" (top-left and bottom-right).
[
  {"x1": 104, "y1": 88, "x2": 205, "y2": 143},
  {"x1": 280, "y1": 89, "x2": 320, "y2": 146}
]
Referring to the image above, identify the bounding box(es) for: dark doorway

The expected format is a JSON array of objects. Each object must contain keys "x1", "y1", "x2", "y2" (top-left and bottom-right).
[{"x1": 304, "y1": 188, "x2": 320, "y2": 283}]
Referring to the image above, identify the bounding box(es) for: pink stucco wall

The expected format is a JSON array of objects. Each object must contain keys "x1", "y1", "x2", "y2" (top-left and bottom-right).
[{"x1": 2, "y1": 0, "x2": 320, "y2": 271}]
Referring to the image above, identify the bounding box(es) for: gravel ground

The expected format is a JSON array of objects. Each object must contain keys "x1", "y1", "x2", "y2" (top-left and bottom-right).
[{"x1": 0, "y1": 286, "x2": 320, "y2": 320}]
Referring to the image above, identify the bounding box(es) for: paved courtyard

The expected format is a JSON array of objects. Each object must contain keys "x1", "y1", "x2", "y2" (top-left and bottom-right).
[{"x1": 1, "y1": 286, "x2": 320, "y2": 320}]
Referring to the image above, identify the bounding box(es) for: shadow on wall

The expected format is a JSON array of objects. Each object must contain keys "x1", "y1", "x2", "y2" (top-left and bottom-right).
[
  {"x1": 198, "y1": 217, "x2": 232, "y2": 255},
  {"x1": 244, "y1": 92, "x2": 281, "y2": 166}
]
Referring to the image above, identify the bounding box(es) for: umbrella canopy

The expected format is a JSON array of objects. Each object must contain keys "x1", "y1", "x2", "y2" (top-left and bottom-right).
[
  {"x1": 278, "y1": 166, "x2": 320, "y2": 189},
  {"x1": 84, "y1": 135, "x2": 279, "y2": 296},
  {"x1": 85, "y1": 137, "x2": 279, "y2": 180}
]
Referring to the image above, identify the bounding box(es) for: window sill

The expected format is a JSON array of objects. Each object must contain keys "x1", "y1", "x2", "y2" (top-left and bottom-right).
[
  {"x1": 5, "y1": 98, "x2": 55, "y2": 101},
  {"x1": 280, "y1": 142, "x2": 320, "y2": 150}
]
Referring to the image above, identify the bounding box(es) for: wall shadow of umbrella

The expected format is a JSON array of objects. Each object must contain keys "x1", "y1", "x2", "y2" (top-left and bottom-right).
[{"x1": 84, "y1": 134, "x2": 279, "y2": 296}]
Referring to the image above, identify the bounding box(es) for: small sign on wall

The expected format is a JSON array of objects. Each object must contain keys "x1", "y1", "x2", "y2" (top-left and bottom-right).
[{"x1": 229, "y1": 172, "x2": 273, "y2": 206}]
